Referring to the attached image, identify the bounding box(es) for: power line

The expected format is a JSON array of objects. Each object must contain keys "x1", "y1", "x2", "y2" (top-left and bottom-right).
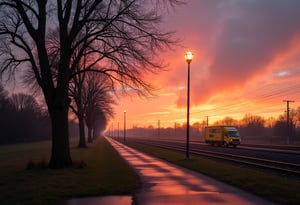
[{"x1": 191, "y1": 82, "x2": 300, "y2": 118}]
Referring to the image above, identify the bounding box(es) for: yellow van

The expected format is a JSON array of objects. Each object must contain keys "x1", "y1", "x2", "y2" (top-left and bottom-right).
[{"x1": 205, "y1": 126, "x2": 241, "y2": 147}]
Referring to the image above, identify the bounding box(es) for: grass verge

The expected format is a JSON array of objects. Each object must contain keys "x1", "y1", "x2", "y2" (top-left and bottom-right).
[
  {"x1": 0, "y1": 137, "x2": 140, "y2": 205},
  {"x1": 126, "y1": 141, "x2": 300, "y2": 205}
]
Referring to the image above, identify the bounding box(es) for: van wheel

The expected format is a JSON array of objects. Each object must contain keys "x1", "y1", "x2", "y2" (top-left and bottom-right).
[{"x1": 224, "y1": 142, "x2": 229, "y2": 148}]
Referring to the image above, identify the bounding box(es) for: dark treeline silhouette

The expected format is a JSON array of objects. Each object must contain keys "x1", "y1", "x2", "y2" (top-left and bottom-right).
[
  {"x1": 109, "y1": 112, "x2": 300, "y2": 144},
  {"x1": 0, "y1": 84, "x2": 50, "y2": 144},
  {"x1": 0, "y1": 84, "x2": 79, "y2": 145}
]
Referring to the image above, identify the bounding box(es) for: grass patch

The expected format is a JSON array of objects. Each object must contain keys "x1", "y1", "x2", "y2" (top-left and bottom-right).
[
  {"x1": 126, "y1": 141, "x2": 300, "y2": 205},
  {"x1": 0, "y1": 137, "x2": 140, "y2": 205}
]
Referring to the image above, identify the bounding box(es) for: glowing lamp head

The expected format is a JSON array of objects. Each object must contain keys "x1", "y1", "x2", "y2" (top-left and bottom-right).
[
  {"x1": 184, "y1": 51, "x2": 193, "y2": 64},
  {"x1": 124, "y1": 110, "x2": 127, "y2": 113}
]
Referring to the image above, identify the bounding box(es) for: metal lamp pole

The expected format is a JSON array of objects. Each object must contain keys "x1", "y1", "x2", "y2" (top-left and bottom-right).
[
  {"x1": 123, "y1": 110, "x2": 127, "y2": 143},
  {"x1": 184, "y1": 51, "x2": 193, "y2": 159}
]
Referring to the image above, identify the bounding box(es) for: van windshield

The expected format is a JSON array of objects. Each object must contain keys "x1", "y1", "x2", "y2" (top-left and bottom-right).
[{"x1": 228, "y1": 131, "x2": 239, "y2": 137}]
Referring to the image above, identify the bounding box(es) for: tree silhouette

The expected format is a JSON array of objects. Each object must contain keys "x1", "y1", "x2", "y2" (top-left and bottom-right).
[
  {"x1": 10, "y1": 93, "x2": 40, "y2": 113},
  {"x1": 9, "y1": 93, "x2": 46, "y2": 141},
  {"x1": 214, "y1": 116, "x2": 239, "y2": 126},
  {"x1": 92, "y1": 108, "x2": 107, "y2": 139},
  {"x1": 0, "y1": 84, "x2": 13, "y2": 143},
  {"x1": 69, "y1": 71, "x2": 114, "y2": 146},
  {"x1": 84, "y1": 72, "x2": 114, "y2": 143},
  {"x1": 0, "y1": 87, "x2": 51, "y2": 144},
  {"x1": 69, "y1": 63, "x2": 88, "y2": 148},
  {"x1": 0, "y1": 0, "x2": 181, "y2": 168},
  {"x1": 0, "y1": 84, "x2": 10, "y2": 110}
]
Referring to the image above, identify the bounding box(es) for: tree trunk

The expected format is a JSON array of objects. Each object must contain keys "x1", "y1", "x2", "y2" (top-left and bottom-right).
[
  {"x1": 77, "y1": 112, "x2": 86, "y2": 148},
  {"x1": 48, "y1": 101, "x2": 73, "y2": 168},
  {"x1": 74, "y1": 73, "x2": 86, "y2": 148},
  {"x1": 92, "y1": 127, "x2": 96, "y2": 140},
  {"x1": 93, "y1": 127, "x2": 100, "y2": 140},
  {"x1": 87, "y1": 126, "x2": 93, "y2": 143}
]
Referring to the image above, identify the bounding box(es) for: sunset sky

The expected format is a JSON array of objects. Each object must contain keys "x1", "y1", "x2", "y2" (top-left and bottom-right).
[{"x1": 112, "y1": 0, "x2": 300, "y2": 129}]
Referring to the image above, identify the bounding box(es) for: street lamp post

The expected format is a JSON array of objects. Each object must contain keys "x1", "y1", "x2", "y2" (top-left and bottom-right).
[
  {"x1": 184, "y1": 51, "x2": 193, "y2": 159},
  {"x1": 124, "y1": 110, "x2": 127, "y2": 143},
  {"x1": 118, "y1": 122, "x2": 120, "y2": 140}
]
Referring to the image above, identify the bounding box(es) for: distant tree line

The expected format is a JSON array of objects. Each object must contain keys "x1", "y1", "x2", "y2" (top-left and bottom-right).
[
  {"x1": 0, "y1": 79, "x2": 111, "y2": 145},
  {"x1": 0, "y1": 84, "x2": 80, "y2": 144},
  {"x1": 111, "y1": 112, "x2": 300, "y2": 144},
  {"x1": 0, "y1": 84, "x2": 51, "y2": 144},
  {"x1": 213, "y1": 112, "x2": 300, "y2": 143}
]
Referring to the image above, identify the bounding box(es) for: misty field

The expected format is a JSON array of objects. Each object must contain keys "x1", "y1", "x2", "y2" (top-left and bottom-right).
[{"x1": 0, "y1": 137, "x2": 140, "y2": 205}]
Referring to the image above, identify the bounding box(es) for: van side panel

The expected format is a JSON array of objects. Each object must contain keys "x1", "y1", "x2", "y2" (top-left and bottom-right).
[
  {"x1": 205, "y1": 126, "x2": 241, "y2": 147},
  {"x1": 205, "y1": 127, "x2": 224, "y2": 145}
]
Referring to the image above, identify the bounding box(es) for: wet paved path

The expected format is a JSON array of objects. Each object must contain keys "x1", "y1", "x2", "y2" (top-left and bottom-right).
[{"x1": 107, "y1": 137, "x2": 274, "y2": 205}]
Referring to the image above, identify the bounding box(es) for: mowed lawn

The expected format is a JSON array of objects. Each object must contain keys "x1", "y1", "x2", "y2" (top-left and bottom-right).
[{"x1": 0, "y1": 137, "x2": 140, "y2": 205}]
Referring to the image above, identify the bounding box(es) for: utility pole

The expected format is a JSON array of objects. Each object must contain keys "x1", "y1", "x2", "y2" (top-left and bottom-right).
[
  {"x1": 124, "y1": 110, "x2": 126, "y2": 143},
  {"x1": 118, "y1": 122, "x2": 120, "y2": 139},
  {"x1": 206, "y1": 116, "x2": 209, "y2": 127},
  {"x1": 158, "y1": 120, "x2": 160, "y2": 137},
  {"x1": 283, "y1": 100, "x2": 295, "y2": 144}
]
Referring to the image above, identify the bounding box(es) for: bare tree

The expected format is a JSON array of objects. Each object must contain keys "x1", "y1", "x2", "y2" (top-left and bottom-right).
[
  {"x1": 10, "y1": 93, "x2": 40, "y2": 113},
  {"x1": 0, "y1": 0, "x2": 182, "y2": 168},
  {"x1": 69, "y1": 63, "x2": 87, "y2": 148},
  {"x1": 92, "y1": 108, "x2": 107, "y2": 139},
  {"x1": 273, "y1": 115, "x2": 286, "y2": 139},
  {"x1": 1, "y1": 92, "x2": 51, "y2": 143},
  {"x1": 0, "y1": 83, "x2": 10, "y2": 110},
  {"x1": 84, "y1": 72, "x2": 115, "y2": 143},
  {"x1": 214, "y1": 116, "x2": 239, "y2": 126},
  {"x1": 290, "y1": 107, "x2": 300, "y2": 128},
  {"x1": 241, "y1": 113, "x2": 265, "y2": 128},
  {"x1": 0, "y1": 84, "x2": 14, "y2": 143},
  {"x1": 69, "y1": 71, "x2": 114, "y2": 146},
  {"x1": 240, "y1": 113, "x2": 265, "y2": 136}
]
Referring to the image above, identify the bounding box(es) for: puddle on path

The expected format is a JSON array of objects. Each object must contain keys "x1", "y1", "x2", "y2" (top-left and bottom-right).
[{"x1": 60, "y1": 195, "x2": 133, "y2": 205}]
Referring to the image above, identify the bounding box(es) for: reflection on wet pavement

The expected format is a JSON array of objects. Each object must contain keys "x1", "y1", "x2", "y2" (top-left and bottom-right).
[{"x1": 107, "y1": 137, "x2": 274, "y2": 205}]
